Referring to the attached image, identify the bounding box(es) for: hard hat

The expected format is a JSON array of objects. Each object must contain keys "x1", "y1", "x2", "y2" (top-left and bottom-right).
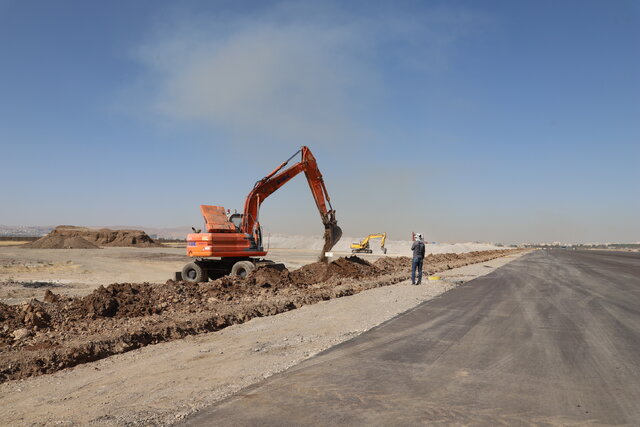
[{"x1": 416, "y1": 233, "x2": 423, "y2": 240}]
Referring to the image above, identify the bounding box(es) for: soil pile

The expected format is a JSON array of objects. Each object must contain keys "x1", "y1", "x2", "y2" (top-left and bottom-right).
[
  {"x1": 26, "y1": 235, "x2": 99, "y2": 249},
  {"x1": 290, "y1": 256, "x2": 379, "y2": 285},
  {"x1": 25, "y1": 226, "x2": 161, "y2": 249},
  {"x1": 373, "y1": 256, "x2": 412, "y2": 272},
  {"x1": 0, "y1": 249, "x2": 521, "y2": 383},
  {"x1": 0, "y1": 302, "x2": 23, "y2": 333}
]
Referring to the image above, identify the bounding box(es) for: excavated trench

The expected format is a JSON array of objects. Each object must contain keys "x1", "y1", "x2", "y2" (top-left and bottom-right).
[{"x1": 0, "y1": 250, "x2": 519, "y2": 383}]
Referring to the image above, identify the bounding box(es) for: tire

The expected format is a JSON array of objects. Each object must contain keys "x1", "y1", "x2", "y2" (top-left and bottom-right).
[
  {"x1": 230, "y1": 260, "x2": 255, "y2": 278},
  {"x1": 182, "y1": 262, "x2": 206, "y2": 283}
]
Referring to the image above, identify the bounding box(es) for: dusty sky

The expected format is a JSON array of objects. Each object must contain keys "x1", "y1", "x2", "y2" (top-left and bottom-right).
[{"x1": 1, "y1": 0, "x2": 639, "y2": 243}]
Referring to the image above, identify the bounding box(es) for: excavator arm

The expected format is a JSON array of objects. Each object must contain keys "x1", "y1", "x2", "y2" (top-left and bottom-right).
[{"x1": 241, "y1": 146, "x2": 342, "y2": 254}]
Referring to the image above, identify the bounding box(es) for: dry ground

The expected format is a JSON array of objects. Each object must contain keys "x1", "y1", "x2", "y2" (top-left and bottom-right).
[
  {"x1": 0, "y1": 246, "x2": 358, "y2": 304},
  {"x1": 0, "y1": 241, "x2": 30, "y2": 247},
  {"x1": 0, "y1": 245, "x2": 526, "y2": 425},
  {"x1": 0, "y1": 252, "x2": 526, "y2": 426}
]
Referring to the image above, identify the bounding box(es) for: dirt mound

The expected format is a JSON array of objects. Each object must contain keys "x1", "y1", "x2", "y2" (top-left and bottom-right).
[
  {"x1": 26, "y1": 234, "x2": 99, "y2": 249},
  {"x1": 25, "y1": 226, "x2": 160, "y2": 249},
  {"x1": 328, "y1": 256, "x2": 378, "y2": 277},
  {"x1": 290, "y1": 256, "x2": 378, "y2": 285},
  {"x1": 373, "y1": 256, "x2": 412, "y2": 272},
  {"x1": 0, "y1": 300, "x2": 51, "y2": 346},
  {"x1": 0, "y1": 249, "x2": 522, "y2": 383},
  {"x1": 248, "y1": 264, "x2": 291, "y2": 288},
  {"x1": 0, "y1": 303, "x2": 23, "y2": 344}
]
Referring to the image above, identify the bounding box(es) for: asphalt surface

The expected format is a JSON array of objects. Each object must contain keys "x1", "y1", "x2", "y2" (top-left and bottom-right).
[{"x1": 183, "y1": 250, "x2": 640, "y2": 425}]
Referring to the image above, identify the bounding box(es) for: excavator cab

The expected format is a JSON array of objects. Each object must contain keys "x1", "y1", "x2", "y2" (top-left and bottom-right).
[
  {"x1": 227, "y1": 211, "x2": 264, "y2": 251},
  {"x1": 229, "y1": 213, "x2": 243, "y2": 231}
]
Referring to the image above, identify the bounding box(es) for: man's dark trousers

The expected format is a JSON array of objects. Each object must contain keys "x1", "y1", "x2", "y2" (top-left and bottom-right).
[{"x1": 412, "y1": 257, "x2": 423, "y2": 284}]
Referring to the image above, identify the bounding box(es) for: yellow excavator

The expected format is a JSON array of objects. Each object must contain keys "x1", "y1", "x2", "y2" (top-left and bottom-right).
[{"x1": 351, "y1": 233, "x2": 387, "y2": 254}]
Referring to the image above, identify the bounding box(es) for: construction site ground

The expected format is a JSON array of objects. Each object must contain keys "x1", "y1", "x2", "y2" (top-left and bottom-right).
[
  {"x1": 0, "y1": 245, "x2": 525, "y2": 425},
  {"x1": 0, "y1": 251, "x2": 524, "y2": 425},
  {"x1": 0, "y1": 246, "x2": 362, "y2": 304}
]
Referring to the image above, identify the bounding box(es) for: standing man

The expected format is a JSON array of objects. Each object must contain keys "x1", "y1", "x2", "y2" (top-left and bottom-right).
[{"x1": 411, "y1": 233, "x2": 426, "y2": 285}]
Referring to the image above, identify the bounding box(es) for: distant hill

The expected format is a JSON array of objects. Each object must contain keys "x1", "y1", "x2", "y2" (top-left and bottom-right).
[{"x1": 0, "y1": 225, "x2": 191, "y2": 239}]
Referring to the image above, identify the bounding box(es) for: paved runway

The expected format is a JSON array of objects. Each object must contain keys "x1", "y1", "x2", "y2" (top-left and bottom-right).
[{"x1": 183, "y1": 250, "x2": 640, "y2": 425}]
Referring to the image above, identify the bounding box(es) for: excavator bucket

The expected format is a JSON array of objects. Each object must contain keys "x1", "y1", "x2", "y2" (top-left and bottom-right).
[
  {"x1": 324, "y1": 223, "x2": 343, "y2": 250},
  {"x1": 320, "y1": 214, "x2": 342, "y2": 261}
]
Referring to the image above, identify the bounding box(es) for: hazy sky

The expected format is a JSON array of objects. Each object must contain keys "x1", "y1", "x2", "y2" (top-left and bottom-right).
[{"x1": 1, "y1": 0, "x2": 638, "y2": 243}]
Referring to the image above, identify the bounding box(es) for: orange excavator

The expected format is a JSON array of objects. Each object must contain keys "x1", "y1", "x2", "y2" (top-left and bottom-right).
[{"x1": 177, "y1": 146, "x2": 342, "y2": 282}]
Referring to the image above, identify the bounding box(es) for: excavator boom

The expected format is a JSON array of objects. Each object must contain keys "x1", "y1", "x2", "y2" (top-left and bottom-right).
[{"x1": 242, "y1": 146, "x2": 342, "y2": 254}]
